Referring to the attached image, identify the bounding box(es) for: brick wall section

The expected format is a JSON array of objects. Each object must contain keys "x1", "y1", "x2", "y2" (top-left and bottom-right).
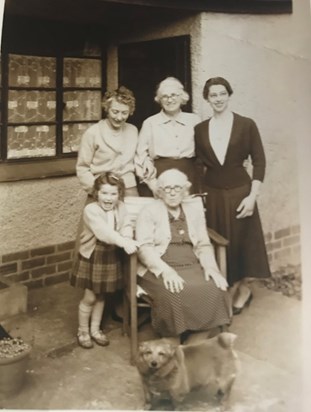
[
  {"x1": 0, "y1": 241, "x2": 75, "y2": 288},
  {"x1": 265, "y1": 225, "x2": 301, "y2": 272},
  {"x1": 0, "y1": 226, "x2": 301, "y2": 288}
]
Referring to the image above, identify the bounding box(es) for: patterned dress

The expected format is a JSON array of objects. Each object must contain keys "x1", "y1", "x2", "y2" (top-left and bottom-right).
[{"x1": 138, "y1": 210, "x2": 231, "y2": 337}]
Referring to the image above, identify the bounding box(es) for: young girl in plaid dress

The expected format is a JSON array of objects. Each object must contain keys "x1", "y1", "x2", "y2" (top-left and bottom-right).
[{"x1": 70, "y1": 172, "x2": 138, "y2": 349}]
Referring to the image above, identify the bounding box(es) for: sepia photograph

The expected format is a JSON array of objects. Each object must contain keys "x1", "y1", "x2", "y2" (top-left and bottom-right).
[{"x1": 0, "y1": 0, "x2": 310, "y2": 411}]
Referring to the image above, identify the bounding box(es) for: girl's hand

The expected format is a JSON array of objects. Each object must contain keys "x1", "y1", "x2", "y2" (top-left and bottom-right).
[
  {"x1": 204, "y1": 267, "x2": 228, "y2": 291},
  {"x1": 121, "y1": 238, "x2": 139, "y2": 255},
  {"x1": 161, "y1": 268, "x2": 185, "y2": 293},
  {"x1": 236, "y1": 195, "x2": 256, "y2": 219}
]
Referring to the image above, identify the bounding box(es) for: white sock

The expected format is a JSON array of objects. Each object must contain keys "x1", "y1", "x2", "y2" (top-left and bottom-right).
[
  {"x1": 78, "y1": 301, "x2": 92, "y2": 334},
  {"x1": 90, "y1": 300, "x2": 105, "y2": 336}
]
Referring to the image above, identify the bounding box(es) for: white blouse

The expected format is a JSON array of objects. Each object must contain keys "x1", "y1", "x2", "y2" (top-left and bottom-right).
[{"x1": 209, "y1": 112, "x2": 234, "y2": 165}]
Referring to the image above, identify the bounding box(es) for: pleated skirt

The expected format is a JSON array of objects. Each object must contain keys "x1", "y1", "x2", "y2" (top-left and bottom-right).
[
  {"x1": 205, "y1": 184, "x2": 271, "y2": 286},
  {"x1": 70, "y1": 241, "x2": 123, "y2": 294}
]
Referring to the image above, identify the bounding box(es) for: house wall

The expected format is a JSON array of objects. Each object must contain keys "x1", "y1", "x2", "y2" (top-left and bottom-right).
[
  {"x1": 0, "y1": 176, "x2": 85, "y2": 287},
  {"x1": 1, "y1": 3, "x2": 310, "y2": 287},
  {"x1": 195, "y1": 4, "x2": 311, "y2": 271},
  {"x1": 106, "y1": 4, "x2": 310, "y2": 271}
]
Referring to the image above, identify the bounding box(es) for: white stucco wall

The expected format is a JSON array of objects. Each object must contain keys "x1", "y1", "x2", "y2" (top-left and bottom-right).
[
  {"x1": 194, "y1": 4, "x2": 311, "y2": 236},
  {"x1": 0, "y1": 177, "x2": 86, "y2": 255}
]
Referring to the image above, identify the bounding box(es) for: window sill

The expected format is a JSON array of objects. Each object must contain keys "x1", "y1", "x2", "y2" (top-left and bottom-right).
[{"x1": 0, "y1": 157, "x2": 77, "y2": 182}]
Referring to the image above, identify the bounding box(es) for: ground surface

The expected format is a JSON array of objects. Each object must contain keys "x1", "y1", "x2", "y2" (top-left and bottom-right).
[{"x1": 0, "y1": 281, "x2": 303, "y2": 411}]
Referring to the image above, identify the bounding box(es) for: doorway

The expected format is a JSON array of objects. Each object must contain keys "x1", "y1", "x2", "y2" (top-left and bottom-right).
[{"x1": 118, "y1": 35, "x2": 192, "y2": 130}]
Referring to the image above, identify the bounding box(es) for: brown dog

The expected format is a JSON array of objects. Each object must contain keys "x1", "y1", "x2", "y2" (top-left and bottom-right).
[{"x1": 136, "y1": 333, "x2": 238, "y2": 410}]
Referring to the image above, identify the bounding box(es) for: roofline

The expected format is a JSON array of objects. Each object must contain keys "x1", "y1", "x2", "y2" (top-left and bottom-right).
[{"x1": 100, "y1": 0, "x2": 292, "y2": 14}]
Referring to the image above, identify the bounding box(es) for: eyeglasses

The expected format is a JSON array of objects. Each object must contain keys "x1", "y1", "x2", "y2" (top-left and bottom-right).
[
  {"x1": 160, "y1": 93, "x2": 181, "y2": 102},
  {"x1": 162, "y1": 185, "x2": 183, "y2": 193}
]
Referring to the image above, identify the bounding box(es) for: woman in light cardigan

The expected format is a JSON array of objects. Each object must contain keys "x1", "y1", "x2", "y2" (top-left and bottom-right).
[
  {"x1": 135, "y1": 169, "x2": 232, "y2": 341},
  {"x1": 77, "y1": 85, "x2": 138, "y2": 197}
]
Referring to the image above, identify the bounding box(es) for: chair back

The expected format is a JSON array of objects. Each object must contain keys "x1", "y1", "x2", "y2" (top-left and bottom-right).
[
  {"x1": 124, "y1": 196, "x2": 156, "y2": 225},
  {"x1": 124, "y1": 195, "x2": 206, "y2": 226}
]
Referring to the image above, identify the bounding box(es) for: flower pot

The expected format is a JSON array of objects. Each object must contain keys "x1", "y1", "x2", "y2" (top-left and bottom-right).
[{"x1": 0, "y1": 341, "x2": 31, "y2": 398}]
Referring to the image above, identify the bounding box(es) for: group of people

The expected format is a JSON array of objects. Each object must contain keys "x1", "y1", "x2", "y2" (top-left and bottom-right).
[{"x1": 70, "y1": 76, "x2": 271, "y2": 349}]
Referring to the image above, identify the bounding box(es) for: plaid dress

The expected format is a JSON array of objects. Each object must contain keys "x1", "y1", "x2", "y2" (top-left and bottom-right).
[
  {"x1": 138, "y1": 210, "x2": 232, "y2": 337},
  {"x1": 70, "y1": 211, "x2": 123, "y2": 294}
]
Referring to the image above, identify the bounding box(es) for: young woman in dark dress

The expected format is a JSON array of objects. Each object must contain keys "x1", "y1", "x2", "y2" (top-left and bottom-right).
[{"x1": 194, "y1": 77, "x2": 271, "y2": 314}]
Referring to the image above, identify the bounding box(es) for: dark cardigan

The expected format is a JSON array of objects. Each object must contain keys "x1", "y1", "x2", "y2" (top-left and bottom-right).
[{"x1": 194, "y1": 112, "x2": 266, "y2": 189}]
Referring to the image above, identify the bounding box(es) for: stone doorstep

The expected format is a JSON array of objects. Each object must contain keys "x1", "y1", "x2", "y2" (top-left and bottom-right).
[{"x1": 0, "y1": 275, "x2": 28, "y2": 321}]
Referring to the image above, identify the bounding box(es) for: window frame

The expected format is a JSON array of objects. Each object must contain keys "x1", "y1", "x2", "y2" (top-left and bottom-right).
[{"x1": 0, "y1": 51, "x2": 106, "y2": 182}]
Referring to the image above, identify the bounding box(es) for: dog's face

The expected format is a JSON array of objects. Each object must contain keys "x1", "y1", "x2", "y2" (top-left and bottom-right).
[{"x1": 137, "y1": 339, "x2": 177, "y2": 371}]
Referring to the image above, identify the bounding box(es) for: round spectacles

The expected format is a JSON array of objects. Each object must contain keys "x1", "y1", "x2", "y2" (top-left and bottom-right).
[
  {"x1": 160, "y1": 93, "x2": 181, "y2": 102},
  {"x1": 162, "y1": 185, "x2": 183, "y2": 193}
]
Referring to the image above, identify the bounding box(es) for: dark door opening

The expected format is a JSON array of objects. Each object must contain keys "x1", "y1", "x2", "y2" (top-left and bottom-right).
[{"x1": 118, "y1": 35, "x2": 192, "y2": 130}]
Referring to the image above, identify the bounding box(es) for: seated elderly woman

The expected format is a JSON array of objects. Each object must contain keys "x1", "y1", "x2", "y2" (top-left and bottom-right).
[{"x1": 135, "y1": 169, "x2": 232, "y2": 340}]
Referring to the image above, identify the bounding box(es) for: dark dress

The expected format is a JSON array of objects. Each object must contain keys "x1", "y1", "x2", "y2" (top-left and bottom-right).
[
  {"x1": 194, "y1": 112, "x2": 271, "y2": 286},
  {"x1": 138, "y1": 210, "x2": 232, "y2": 337},
  {"x1": 138, "y1": 157, "x2": 197, "y2": 196}
]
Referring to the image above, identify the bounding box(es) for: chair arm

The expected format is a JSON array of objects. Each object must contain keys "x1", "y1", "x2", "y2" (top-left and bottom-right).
[{"x1": 207, "y1": 227, "x2": 229, "y2": 247}]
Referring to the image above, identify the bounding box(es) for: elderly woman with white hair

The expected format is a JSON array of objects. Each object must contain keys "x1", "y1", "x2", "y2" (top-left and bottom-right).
[
  {"x1": 135, "y1": 169, "x2": 232, "y2": 340},
  {"x1": 135, "y1": 77, "x2": 201, "y2": 195}
]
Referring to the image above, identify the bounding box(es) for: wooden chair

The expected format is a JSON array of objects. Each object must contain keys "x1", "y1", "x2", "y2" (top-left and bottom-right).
[{"x1": 122, "y1": 196, "x2": 228, "y2": 364}]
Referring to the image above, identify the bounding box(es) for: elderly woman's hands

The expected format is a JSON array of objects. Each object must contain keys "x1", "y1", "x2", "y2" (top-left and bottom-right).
[
  {"x1": 161, "y1": 268, "x2": 185, "y2": 293},
  {"x1": 204, "y1": 267, "x2": 228, "y2": 291}
]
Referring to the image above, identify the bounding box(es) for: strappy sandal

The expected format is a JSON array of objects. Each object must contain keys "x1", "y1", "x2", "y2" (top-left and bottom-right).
[
  {"x1": 91, "y1": 330, "x2": 110, "y2": 347},
  {"x1": 77, "y1": 330, "x2": 94, "y2": 349}
]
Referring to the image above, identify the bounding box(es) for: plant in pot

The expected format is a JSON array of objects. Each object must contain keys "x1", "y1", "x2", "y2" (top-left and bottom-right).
[{"x1": 0, "y1": 334, "x2": 32, "y2": 398}]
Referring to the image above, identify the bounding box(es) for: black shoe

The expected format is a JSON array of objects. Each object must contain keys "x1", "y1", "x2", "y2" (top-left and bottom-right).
[
  {"x1": 232, "y1": 292, "x2": 253, "y2": 316},
  {"x1": 111, "y1": 309, "x2": 123, "y2": 323}
]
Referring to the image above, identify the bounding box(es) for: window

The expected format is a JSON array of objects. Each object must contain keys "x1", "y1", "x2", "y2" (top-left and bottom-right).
[{"x1": 0, "y1": 53, "x2": 103, "y2": 181}]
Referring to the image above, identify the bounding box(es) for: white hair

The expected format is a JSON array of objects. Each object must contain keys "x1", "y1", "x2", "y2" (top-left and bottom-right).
[
  {"x1": 154, "y1": 77, "x2": 189, "y2": 106},
  {"x1": 156, "y1": 169, "x2": 191, "y2": 193}
]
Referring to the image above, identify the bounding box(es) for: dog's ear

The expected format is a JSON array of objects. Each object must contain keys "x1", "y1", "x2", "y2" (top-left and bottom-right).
[
  {"x1": 217, "y1": 332, "x2": 237, "y2": 348},
  {"x1": 136, "y1": 342, "x2": 151, "y2": 373},
  {"x1": 168, "y1": 343, "x2": 178, "y2": 357},
  {"x1": 160, "y1": 339, "x2": 179, "y2": 357}
]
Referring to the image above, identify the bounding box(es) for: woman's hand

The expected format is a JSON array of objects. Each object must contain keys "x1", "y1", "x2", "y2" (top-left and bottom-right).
[
  {"x1": 161, "y1": 268, "x2": 185, "y2": 293},
  {"x1": 121, "y1": 238, "x2": 139, "y2": 255},
  {"x1": 142, "y1": 160, "x2": 155, "y2": 180},
  {"x1": 204, "y1": 267, "x2": 228, "y2": 291},
  {"x1": 236, "y1": 195, "x2": 256, "y2": 219}
]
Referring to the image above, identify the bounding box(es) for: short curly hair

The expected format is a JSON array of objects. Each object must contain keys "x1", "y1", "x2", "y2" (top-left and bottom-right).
[
  {"x1": 102, "y1": 86, "x2": 136, "y2": 115},
  {"x1": 154, "y1": 77, "x2": 189, "y2": 106},
  {"x1": 92, "y1": 172, "x2": 125, "y2": 201}
]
